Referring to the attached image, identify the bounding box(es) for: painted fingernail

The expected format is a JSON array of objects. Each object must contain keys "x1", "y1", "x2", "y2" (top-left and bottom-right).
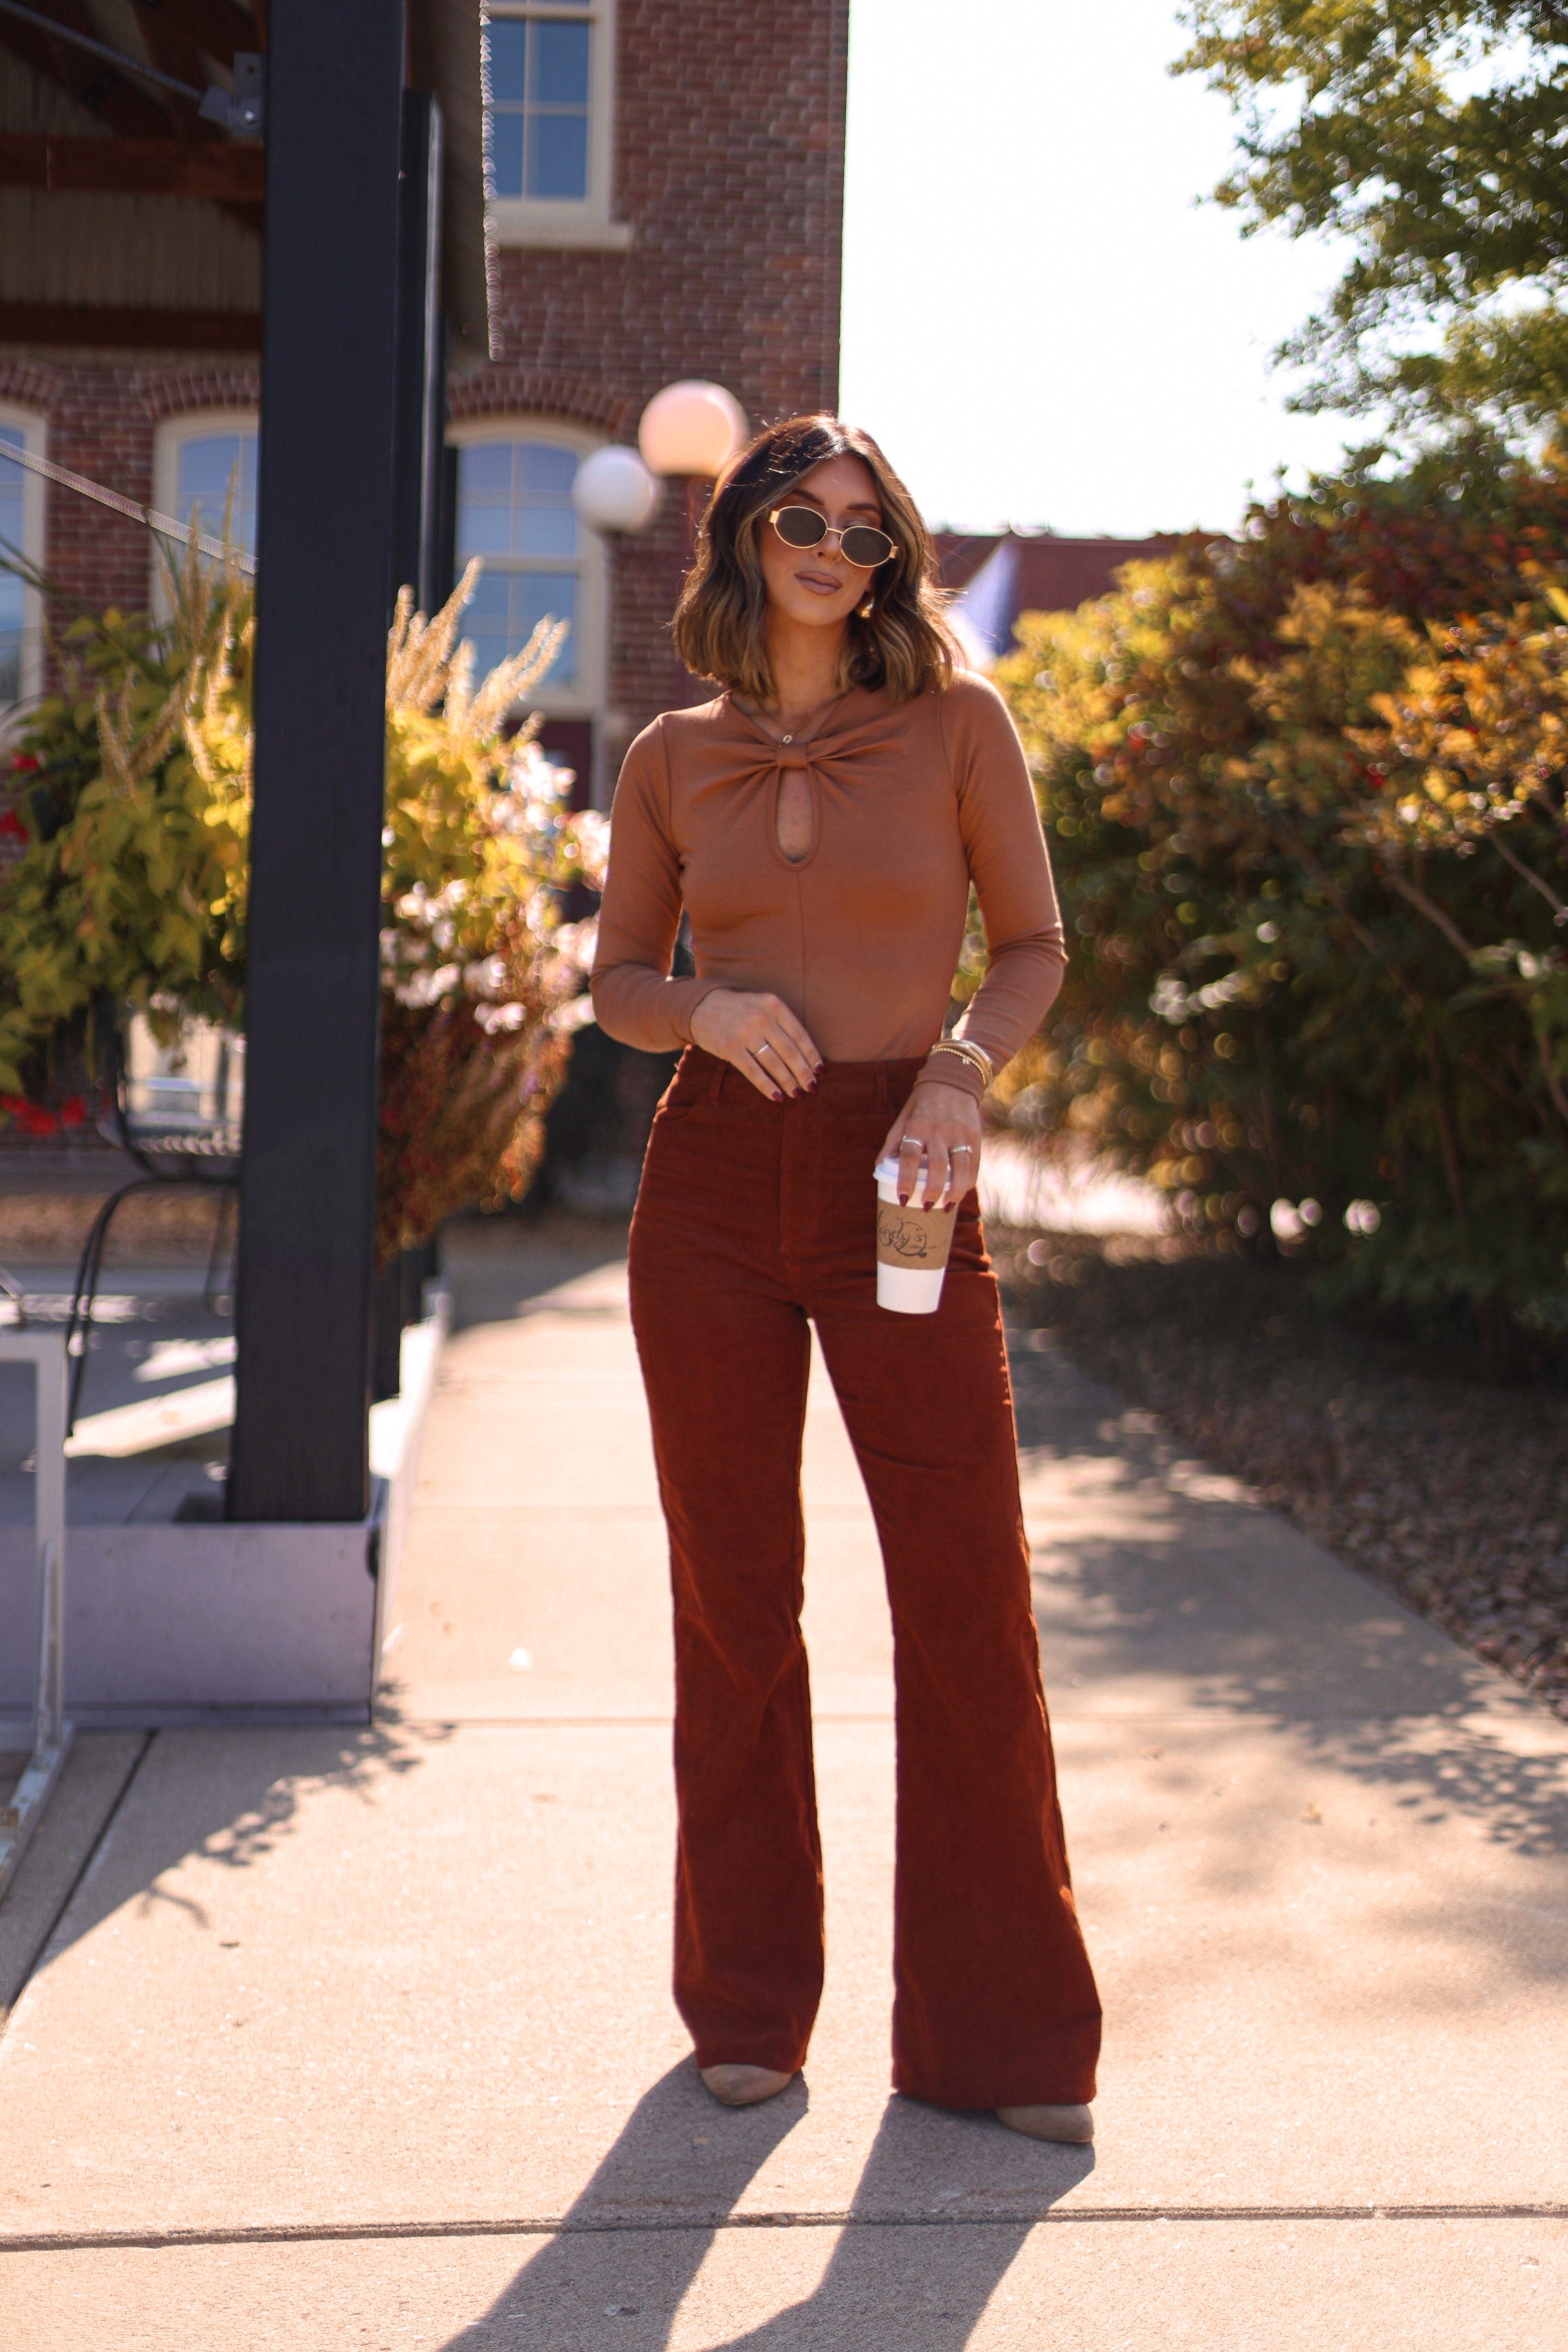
[
  {"x1": 772, "y1": 1088, "x2": 784, "y2": 1102},
  {"x1": 898, "y1": 1193, "x2": 908, "y2": 1207}
]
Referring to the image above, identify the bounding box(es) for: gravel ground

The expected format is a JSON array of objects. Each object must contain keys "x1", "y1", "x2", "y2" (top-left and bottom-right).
[{"x1": 992, "y1": 1230, "x2": 1568, "y2": 1724}]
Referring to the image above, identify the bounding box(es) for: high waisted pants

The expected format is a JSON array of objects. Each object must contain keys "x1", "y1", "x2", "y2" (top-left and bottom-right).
[{"x1": 628, "y1": 1048, "x2": 1101, "y2": 2110}]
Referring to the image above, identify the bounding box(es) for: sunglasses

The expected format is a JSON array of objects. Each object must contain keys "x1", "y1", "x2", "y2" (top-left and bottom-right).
[{"x1": 769, "y1": 505, "x2": 897, "y2": 569}]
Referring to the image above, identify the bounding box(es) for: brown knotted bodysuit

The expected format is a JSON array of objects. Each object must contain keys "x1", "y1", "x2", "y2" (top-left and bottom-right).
[{"x1": 590, "y1": 670, "x2": 1066, "y2": 1094}]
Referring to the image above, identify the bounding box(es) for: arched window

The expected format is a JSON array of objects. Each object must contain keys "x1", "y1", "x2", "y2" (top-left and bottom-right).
[
  {"x1": 152, "y1": 412, "x2": 258, "y2": 600},
  {"x1": 450, "y1": 425, "x2": 604, "y2": 715},
  {"x1": 0, "y1": 407, "x2": 46, "y2": 721}
]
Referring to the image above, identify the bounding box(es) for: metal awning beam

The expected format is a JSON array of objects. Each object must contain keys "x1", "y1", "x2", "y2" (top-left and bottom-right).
[
  {"x1": 0, "y1": 0, "x2": 262, "y2": 131},
  {"x1": 0, "y1": 0, "x2": 207, "y2": 102},
  {"x1": 0, "y1": 437, "x2": 257, "y2": 573}
]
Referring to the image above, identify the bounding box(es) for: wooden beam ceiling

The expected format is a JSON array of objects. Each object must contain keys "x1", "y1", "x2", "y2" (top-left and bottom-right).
[
  {"x1": 0, "y1": 300, "x2": 261, "y2": 347},
  {"x1": 136, "y1": 0, "x2": 257, "y2": 69},
  {"x1": 0, "y1": 4, "x2": 266, "y2": 233},
  {"x1": 0, "y1": 0, "x2": 179, "y2": 137},
  {"x1": 132, "y1": 2, "x2": 208, "y2": 131},
  {"x1": 0, "y1": 1, "x2": 263, "y2": 137},
  {"x1": 0, "y1": 130, "x2": 263, "y2": 195}
]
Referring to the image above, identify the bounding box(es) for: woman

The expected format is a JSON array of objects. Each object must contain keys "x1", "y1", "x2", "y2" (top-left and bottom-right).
[{"x1": 590, "y1": 415, "x2": 1101, "y2": 2142}]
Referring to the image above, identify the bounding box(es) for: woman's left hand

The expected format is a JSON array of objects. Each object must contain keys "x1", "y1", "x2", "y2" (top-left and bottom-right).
[{"x1": 879, "y1": 1079, "x2": 983, "y2": 1211}]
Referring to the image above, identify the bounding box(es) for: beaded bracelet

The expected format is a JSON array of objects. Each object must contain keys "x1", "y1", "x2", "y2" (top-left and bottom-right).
[{"x1": 926, "y1": 1037, "x2": 995, "y2": 1091}]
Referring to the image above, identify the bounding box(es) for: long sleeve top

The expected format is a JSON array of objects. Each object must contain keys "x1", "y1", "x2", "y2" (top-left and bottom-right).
[{"x1": 589, "y1": 670, "x2": 1066, "y2": 1101}]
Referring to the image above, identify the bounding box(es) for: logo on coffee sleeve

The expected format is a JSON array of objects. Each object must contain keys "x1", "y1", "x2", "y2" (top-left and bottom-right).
[{"x1": 877, "y1": 1202, "x2": 939, "y2": 1263}]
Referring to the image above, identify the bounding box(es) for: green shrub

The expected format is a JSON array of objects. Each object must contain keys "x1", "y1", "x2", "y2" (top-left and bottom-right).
[{"x1": 996, "y1": 466, "x2": 1568, "y2": 1337}]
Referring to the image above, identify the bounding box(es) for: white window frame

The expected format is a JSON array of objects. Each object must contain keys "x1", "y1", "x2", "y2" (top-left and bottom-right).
[
  {"x1": 447, "y1": 416, "x2": 608, "y2": 729},
  {"x1": 0, "y1": 405, "x2": 46, "y2": 733},
  {"x1": 485, "y1": 0, "x2": 631, "y2": 250},
  {"x1": 151, "y1": 408, "x2": 259, "y2": 612}
]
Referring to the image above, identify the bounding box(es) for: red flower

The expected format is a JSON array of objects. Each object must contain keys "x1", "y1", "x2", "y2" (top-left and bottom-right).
[
  {"x1": 9, "y1": 754, "x2": 39, "y2": 772},
  {"x1": 0, "y1": 1094, "x2": 73, "y2": 1137},
  {"x1": 0, "y1": 808, "x2": 28, "y2": 840}
]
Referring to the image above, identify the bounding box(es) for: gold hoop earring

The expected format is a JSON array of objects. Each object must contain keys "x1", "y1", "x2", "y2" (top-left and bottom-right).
[{"x1": 858, "y1": 597, "x2": 874, "y2": 620}]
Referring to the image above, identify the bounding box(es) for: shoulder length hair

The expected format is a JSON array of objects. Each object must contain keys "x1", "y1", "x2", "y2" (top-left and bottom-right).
[{"x1": 672, "y1": 414, "x2": 956, "y2": 705}]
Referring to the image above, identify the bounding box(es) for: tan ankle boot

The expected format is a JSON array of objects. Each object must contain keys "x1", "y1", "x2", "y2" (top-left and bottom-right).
[
  {"x1": 995, "y1": 2102, "x2": 1094, "y2": 2144},
  {"x1": 700, "y1": 2063, "x2": 795, "y2": 2108}
]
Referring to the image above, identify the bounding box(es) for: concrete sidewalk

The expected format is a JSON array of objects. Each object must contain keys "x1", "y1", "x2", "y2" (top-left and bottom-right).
[{"x1": 1, "y1": 1220, "x2": 1565, "y2": 2348}]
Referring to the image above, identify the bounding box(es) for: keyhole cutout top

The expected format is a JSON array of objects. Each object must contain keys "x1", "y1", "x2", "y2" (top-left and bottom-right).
[{"x1": 775, "y1": 769, "x2": 814, "y2": 864}]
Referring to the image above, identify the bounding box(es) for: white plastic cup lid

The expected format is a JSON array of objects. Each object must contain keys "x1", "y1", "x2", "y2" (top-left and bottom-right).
[{"x1": 874, "y1": 1154, "x2": 927, "y2": 1187}]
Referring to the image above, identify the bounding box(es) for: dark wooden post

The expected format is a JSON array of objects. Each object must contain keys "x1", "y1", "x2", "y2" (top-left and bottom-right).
[
  {"x1": 229, "y1": 0, "x2": 408, "y2": 1522},
  {"x1": 390, "y1": 89, "x2": 444, "y2": 620},
  {"x1": 423, "y1": 311, "x2": 451, "y2": 616},
  {"x1": 372, "y1": 86, "x2": 446, "y2": 1406}
]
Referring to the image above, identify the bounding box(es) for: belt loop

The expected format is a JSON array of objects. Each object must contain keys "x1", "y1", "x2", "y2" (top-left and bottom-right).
[{"x1": 709, "y1": 1056, "x2": 725, "y2": 1106}]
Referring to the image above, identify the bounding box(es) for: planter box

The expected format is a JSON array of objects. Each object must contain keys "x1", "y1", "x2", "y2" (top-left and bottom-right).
[
  {"x1": 0, "y1": 1295, "x2": 446, "y2": 1730},
  {"x1": 0, "y1": 1518, "x2": 376, "y2": 1724}
]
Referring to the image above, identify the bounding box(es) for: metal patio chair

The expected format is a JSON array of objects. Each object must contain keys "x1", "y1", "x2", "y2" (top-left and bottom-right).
[{"x1": 66, "y1": 1011, "x2": 243, "y2": 1433}]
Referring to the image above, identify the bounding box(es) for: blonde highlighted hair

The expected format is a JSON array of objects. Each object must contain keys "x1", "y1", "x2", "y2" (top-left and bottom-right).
[{"x1": 672, "y1": 414, "x2": 956, "y2": 705}]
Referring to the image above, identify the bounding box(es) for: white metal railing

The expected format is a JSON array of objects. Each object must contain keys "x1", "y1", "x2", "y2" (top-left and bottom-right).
[{"x1": 0, "y1": 1324, "x2": 72, "y2": 1901}]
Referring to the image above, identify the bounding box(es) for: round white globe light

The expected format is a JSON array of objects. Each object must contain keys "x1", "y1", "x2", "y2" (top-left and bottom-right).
[
  {"x1": 637, "y1": 380, "x2": 749, "y2": 478},
  {"x1": 571, "y1": 444, "x2": 662, "y2": 535}
]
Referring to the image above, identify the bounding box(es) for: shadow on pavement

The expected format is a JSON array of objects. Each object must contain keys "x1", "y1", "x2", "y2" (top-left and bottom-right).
[
  {"x1": 439, "y1": 1216, "x2": 632, "y2": 1336},
  {"x1": 445, "y1": 2065, "x2": 1092, "y2": 2351},
  {"x1": 15, "y1": 1714, "x2": 440, "y2": 1988},
  {"x1": 1011, "y1": 1334, "x2": 1568, "y2": 1868}
]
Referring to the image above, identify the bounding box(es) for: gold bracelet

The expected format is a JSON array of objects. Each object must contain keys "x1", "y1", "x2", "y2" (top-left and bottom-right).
[
  {"x1": 930, "y1": 1037, "x2": 993, "y2": 1085},
  {"x1": 927, "y1": 1037, "x2": 994, "y2": 1090}
]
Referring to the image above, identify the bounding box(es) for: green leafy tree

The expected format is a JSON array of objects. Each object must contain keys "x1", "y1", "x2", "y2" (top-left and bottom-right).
[{"x1": 1176, "y1": 1, "x2": 1568, "y2": 438}]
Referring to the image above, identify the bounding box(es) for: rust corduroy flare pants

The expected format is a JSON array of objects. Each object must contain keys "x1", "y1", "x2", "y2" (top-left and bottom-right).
[{"x1": 628, "y1": 1048, "x2": 1102, "y2": 2111}]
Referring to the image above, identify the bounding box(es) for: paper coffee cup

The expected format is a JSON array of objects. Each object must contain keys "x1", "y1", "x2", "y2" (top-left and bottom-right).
[{"x1": 874, "y1": 1155, "x2": 956, "y2": 1314}]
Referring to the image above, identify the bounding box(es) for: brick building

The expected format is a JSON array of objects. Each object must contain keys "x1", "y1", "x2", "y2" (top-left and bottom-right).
[{"x1": 0, "y1": 0, "x2": 850, "y2": 808}]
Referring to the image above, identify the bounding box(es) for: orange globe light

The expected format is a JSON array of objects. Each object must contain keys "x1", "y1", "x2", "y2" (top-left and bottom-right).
[{"x1": 637, "y1": 380, "x2": 749, "y2": 479}]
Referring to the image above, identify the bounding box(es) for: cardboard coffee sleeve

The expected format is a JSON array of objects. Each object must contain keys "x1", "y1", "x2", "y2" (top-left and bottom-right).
[{"x1": 873, "y1": 1157, "x2": 956, "y2": 1313}]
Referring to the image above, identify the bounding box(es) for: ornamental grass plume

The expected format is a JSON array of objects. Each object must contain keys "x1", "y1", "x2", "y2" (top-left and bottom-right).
[
  {"x1": 0, "y1": 548, "x2": 605, "y2": 1257},
  {"x1": 375, "y1": 562, "x2": 607, "y2": 1262}
]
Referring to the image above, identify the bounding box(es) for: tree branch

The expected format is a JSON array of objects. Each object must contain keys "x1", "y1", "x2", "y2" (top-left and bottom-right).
[
  {"x1": 1537, "y1": 1026, "x2": 1568, "y2": 1131},
  {"x1": 1380, "y1": 863, "x2": 1477, "y2": 960},
  {"x1": 1267, "y1": 813, "x2": 1426, "y2": 1009},
  {"x1": 1488, "y1": 825, "x2": 1568, "y2": 923}
]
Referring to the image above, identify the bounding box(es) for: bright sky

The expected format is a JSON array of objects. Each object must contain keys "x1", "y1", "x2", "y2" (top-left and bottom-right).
[{"x1": 839, "y1": 0, "x2": 1363, "y2": 537}]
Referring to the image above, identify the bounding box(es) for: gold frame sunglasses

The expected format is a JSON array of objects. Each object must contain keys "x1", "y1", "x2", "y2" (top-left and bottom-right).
[{"x1": 769, "y1": 505, "x2": 897, "y2": 569}]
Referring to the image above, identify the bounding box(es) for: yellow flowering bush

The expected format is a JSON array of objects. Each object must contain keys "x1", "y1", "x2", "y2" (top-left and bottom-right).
[
  {"x1": 0, "y1": 548, "x2": 604, "y2": 1257},
  {"x1": 0, "y1": 552, "x2": 251, "y2": 1099}
]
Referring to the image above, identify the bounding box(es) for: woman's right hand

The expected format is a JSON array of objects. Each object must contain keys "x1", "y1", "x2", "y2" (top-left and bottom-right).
[{"x1": 688, "y1": 989, "x2": 823, "y2": 1099}]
